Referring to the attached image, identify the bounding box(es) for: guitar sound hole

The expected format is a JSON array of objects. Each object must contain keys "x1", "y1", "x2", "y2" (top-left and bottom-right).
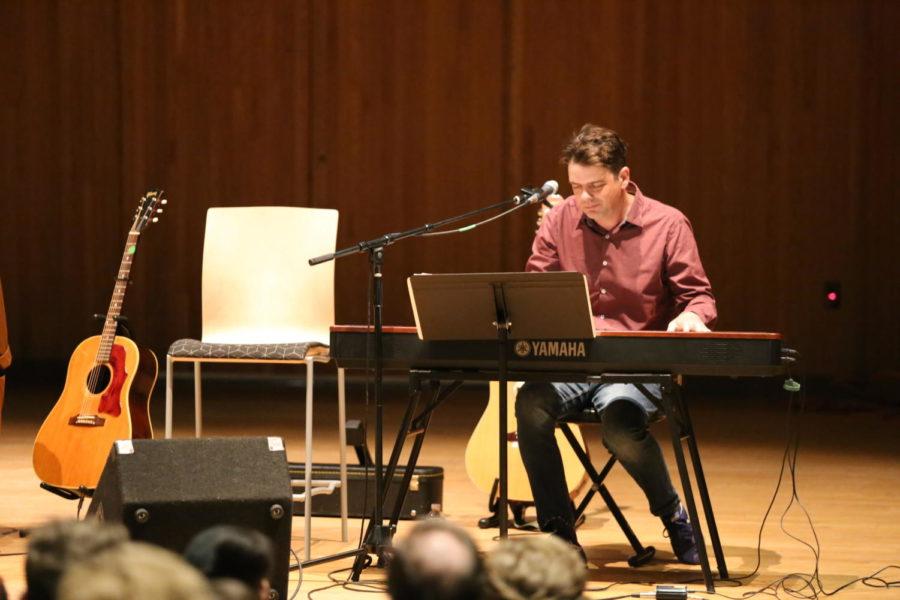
[{"x1": 85, "y1": 364, "x2": 113, "y2": 394}]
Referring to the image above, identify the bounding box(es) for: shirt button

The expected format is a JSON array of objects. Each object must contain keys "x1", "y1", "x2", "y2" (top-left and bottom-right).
[
  {"x1": 599, "y1": 315, "x2": 605, "y2": 319},
  {"x1": 604, "y1": 234, "x2": 610, "y2": 240},
  {"x1": 601, "y1": 288, "x2": 607, "y2": 294},
  {"x1": 602, "y1": 260, "x2": 608, "y2": 266}
]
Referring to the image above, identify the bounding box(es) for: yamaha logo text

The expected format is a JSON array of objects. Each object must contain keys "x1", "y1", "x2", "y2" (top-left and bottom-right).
[{"x1": 514, "y1": 340, "x2": 587, "y2": 358}]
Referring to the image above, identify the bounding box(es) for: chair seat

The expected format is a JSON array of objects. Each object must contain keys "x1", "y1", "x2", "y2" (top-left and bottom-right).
[{"x1": 168, "y1": 338, "x2": 329, "y2": 361}]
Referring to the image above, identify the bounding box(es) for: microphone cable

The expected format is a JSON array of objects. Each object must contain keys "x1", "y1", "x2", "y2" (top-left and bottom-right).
[
  {"x1": 418, "y1": 197, "x2": 534, "y2": 237},
  {"x1": 420, "y1": 181, "x2": 558, "y2": 238}
]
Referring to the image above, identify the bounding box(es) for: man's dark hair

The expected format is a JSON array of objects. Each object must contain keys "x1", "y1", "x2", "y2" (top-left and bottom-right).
[
  {"x1": 25, "y1": 519, "x2": 129, "y2": 600},
  {"x1": 183, "y1": 525, "x2": 273, "y2": 592},
  {"x1": 387, "y1": 519, "x2": 485, "y2": 600},
  {"x1": 561, "y1": 124, "x2": 628, "y2": 173}
]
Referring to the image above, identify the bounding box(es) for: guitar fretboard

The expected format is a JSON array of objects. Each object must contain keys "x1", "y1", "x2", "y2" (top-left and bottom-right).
[{"x1": 96, "y1": 230, "x2": 140, "y2": 363}]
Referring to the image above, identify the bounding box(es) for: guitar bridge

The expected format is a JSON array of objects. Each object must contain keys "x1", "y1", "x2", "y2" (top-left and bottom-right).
[{"x1": 69, "y1": 415, "x2": 106, "y2": 427}]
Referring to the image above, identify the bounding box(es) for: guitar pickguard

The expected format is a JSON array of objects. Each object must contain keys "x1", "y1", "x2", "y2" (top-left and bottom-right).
[{"x1": 96, "y1": 344, "x2": 127, "y2": 417}]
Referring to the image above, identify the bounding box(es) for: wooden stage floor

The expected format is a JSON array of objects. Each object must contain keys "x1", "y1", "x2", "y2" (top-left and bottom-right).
[{"x1": 1, "y1": 373, "x2": 898, "y2": 599}]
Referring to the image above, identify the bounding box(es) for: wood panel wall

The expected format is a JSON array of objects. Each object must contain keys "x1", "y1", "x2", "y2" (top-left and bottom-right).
[{"x1": 1, "y1": 0, "x2": 897, "y2": 381}]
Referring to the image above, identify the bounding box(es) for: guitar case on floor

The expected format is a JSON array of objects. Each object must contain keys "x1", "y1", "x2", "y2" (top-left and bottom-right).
[{"x1": 289, "y1": 462, "x2": 443, "y2": 520}]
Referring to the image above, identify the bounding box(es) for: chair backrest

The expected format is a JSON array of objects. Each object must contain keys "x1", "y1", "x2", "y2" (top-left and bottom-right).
[{"x1": 200, "y1": 207, "x2": 339, "y2": 345}]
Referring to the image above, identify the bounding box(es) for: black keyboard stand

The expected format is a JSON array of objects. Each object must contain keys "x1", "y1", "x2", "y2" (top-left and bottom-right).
[{"x1": 372, "y1": 369, "x2": 727, "y2": 593}]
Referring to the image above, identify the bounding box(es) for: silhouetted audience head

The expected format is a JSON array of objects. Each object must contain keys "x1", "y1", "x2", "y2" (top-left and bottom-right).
[
  {"x1": 485, "y1": 535, "x2": 586, "y2": 600},
  {"x1": 387, "y1": 519, "x2": 484, "y2": 600},
  {"x1": 57, "y1": 541, "x2": 214, "y2": 600},
  {"x1": 209, "y1": 578, "x2": 259, "y2": 600},
  {"x1": 184, "y1": 525, "x2": 274, "y2": 600},
  {"x1": 24, "y1": 519, "x2": 128, "y2": 600}
]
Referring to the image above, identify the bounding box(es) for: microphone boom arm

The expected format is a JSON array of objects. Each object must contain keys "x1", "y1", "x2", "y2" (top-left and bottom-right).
[{"x1": 311, "y1": 192, "x2": 526, "y2": 265}]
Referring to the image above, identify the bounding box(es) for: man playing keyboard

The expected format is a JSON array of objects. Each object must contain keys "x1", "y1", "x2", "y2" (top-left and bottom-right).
[{"x1": 517, "y1": 124, "x2": 717, "y2": 564}]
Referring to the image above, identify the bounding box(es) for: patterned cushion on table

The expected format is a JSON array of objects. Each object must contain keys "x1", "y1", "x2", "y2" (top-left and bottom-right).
[{"x1": 167, "y1": 338, "x2": 329, "y2": 361}]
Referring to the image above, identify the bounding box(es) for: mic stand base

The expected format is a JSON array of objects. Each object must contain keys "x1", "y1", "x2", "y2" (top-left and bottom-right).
[
  {"x1": 351, "y1": 523, "x2": 394, "y2": 578},
  {"x1": 294, "y1": 523, "x2": 393, "y2": 572},
  {"x1": 296, "y1": 248, "x2": 395, "y2": 581}
]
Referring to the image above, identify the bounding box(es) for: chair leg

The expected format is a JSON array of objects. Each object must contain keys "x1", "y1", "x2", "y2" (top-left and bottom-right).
[
  {"x1": 337, "y1": 367, "x2": 348, "y2": 542},
  {"x1": 193, "y1": 362, "x2": 203, "y2": 438},
  {"x1": 558, "y1": 422, "x2": 655, "y2": 567},
  {"x1": 304, "y1": 357, "x2": 314, "y2": 562},
  {"x1": 165, "y1": 355, "x2": 174, "y2": 439}
]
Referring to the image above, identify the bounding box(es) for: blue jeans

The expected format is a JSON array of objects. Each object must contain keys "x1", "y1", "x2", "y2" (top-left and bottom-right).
[{"x1": 515, "y1": 381, "x2": 680, "y2": 541}]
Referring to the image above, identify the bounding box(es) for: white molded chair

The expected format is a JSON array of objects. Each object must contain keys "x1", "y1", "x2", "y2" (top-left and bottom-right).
[{"x1": 165, "y1": 206, "x2": 347, "y2": 561}]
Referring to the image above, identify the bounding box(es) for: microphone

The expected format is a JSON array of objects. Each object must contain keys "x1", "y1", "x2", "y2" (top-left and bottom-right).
[{"x1": 517, "y1": 180, "x2": 559, "y2": 206}]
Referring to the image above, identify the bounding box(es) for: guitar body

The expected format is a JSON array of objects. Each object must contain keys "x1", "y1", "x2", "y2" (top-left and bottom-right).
[
  {"x1": 33, "y1": 335, "x2": 157, "y2": 490},
  {"x1": 465, "y1": 381, "x2": 589, "y2": 502}
]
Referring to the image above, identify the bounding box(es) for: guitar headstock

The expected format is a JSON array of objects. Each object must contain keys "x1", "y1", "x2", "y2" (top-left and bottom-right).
[{"x1": 131, "y1": 190, "x2": 167, "y2": 233}]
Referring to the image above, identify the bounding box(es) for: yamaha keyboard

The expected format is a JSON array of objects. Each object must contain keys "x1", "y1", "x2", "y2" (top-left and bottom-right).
[{"x1": 330, "y1": 326, "x2": 789, "y2": 377}]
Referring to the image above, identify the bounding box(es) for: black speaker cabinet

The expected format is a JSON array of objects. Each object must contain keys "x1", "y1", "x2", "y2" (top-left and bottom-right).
[{"x1": 87, "y1": 437, "x2": 293, "y2": 600}]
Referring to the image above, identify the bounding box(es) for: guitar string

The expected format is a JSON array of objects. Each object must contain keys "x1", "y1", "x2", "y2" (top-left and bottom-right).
[
  {"x1": 91, "y1": 237, "x2": 135, "y2": 414},
  {"x1": 80, "y1": 308, "x2": 112, "y2": 418},
  {"x1": 80, "y1": 252, "x2": 121, "y2": 415},
  {"x1": 79, "y1": 286, "x2": 115, "y2": 417},
  {"x1": 83, "y1": 301, "x2": 117, "y2": 416},
  {"x1": 79, "y1": 231, "x2": 138, "y2": 418}
]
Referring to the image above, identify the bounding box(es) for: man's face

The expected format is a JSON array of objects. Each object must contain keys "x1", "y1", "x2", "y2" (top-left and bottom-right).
[{"x1": 567, "y1": 162, "x2": 629, "y2": 223}]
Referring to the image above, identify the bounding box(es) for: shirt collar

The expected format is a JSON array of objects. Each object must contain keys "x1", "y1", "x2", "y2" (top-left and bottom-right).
[{"x1": 623, "y1": 181, "x2": 646, "y2": 228}]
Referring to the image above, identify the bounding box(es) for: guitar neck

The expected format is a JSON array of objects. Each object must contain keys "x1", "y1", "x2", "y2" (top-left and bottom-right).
[{"x1": 97, "y1": 230, "x2": 140, "y2": 362}]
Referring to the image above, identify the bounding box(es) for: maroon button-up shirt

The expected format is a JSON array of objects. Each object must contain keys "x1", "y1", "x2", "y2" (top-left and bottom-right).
[{"x1": 526, "y1": 182, "x2": 717, "y2": 332}]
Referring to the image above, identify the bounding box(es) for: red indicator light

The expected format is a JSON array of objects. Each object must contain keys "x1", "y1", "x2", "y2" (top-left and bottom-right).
[{"x1": 824, "y1": 282, "x2": 841, "y2": 309}]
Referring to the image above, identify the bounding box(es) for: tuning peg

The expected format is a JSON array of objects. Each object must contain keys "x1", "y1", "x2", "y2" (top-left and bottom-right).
[
  {"x1": 152, "y1": 217, "x2": 159, "y2": 223},
  {"x1": 156, "y1": 208, "x2": 164, "y2": 214},
  {"x1": 161, "y1": 199, "x2": 168, "y2": 205}
]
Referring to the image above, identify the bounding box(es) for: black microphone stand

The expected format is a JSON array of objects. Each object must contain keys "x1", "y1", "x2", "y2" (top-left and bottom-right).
[{"x1": 305, "y1": 190, "x2": 539, "y2": 576}]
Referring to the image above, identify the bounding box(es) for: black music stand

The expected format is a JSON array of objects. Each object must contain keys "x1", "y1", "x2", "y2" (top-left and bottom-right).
[{"x1": 407, "y1": 272, "x2": 595, "y2": 537}]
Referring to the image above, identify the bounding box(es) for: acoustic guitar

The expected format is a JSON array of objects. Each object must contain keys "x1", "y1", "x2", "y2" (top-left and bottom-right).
[
  {"x1": 33, "y1": 191, "x2": 166, "y2": 491},
  {"x1": 464, "y1": 194, "x2": 590, "y2": 521},
  {"x1": 464, "y1": 381, "x2": 589, "y2": 506}
]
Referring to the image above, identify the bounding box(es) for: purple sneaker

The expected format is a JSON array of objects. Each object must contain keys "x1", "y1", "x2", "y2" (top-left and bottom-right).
[{"x1": 662, "y1": 505, "x2": 700, "y2": 565}]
